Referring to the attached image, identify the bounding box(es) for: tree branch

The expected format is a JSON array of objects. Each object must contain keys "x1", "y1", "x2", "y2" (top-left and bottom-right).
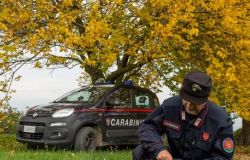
[{"x1": 107, "y1": 62, "x2": 145, "y2": 83}]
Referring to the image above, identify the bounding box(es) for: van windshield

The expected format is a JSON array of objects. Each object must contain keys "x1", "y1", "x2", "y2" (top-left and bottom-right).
[{"x1": 54, "y1": 85, "x2": 113, "y2": 104}]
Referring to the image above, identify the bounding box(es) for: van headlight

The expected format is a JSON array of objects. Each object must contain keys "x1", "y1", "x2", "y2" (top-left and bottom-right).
[{"x1": 52, "y1": 108, "x2": 74, "y2": 118}]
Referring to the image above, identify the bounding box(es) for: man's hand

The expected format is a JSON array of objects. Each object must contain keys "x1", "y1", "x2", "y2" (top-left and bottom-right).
[{"x1": 156, "y1": 149, "x2": 173, "y2": 160}]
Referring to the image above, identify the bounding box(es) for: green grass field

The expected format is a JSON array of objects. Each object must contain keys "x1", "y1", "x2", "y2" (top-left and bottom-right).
[
  {"x1": 0, "y1": 150, "x2": 131, "y2": 160},
  {"x1": 0, "y1": 134, "x2": 131, "y2": 160},
  {"x1": 0, "y1": 134, "x2": 249, "y2": 160}
]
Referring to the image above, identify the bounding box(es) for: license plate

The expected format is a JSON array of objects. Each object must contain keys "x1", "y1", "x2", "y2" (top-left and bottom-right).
[{"x1": 23, "y1": 126, "x2": 36, "y2": 133}]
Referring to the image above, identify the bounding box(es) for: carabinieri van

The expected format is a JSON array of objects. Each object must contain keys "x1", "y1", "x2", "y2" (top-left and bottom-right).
[{"x1": 16, "y1": 82, "x2": 159, "y2": 151}]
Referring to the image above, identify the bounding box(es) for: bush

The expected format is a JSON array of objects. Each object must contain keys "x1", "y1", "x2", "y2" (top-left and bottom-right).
[
  {"x1": 0, "y1": 107, "x2": 21, "y2": 134},
  {"x1": 0, "y1": 134, "x2": 26, "y2": 151}
]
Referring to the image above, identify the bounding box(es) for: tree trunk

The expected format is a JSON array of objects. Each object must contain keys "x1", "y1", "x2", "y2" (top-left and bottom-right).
[
  {"x1": 239, "y1": 119, "x2": 250, "y2": 145},
  {"x1": 85, "y1": 66, "x2": 105, "y2": 84}
]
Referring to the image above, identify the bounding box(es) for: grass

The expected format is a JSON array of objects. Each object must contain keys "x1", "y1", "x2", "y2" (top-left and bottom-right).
[
  {"x1": 0, "y1": 134, "x2": 131, "y2": 160},
  {"x1": 0, "y1": 134, "x2": 249, "y2": 160},
  {"x1": 0, "y1": 150, "x2": 131, "y2": 160}
]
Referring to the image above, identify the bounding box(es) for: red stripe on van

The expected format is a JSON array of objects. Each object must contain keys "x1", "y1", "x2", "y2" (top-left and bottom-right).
[{"x1": 75, "y1": 108, "x2": 154, "y2": 113}]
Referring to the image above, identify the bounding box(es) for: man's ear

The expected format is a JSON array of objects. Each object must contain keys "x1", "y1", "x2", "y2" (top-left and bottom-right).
[
  {"x1": 182, "y1": 99, "x2": 190, "y2": 107},
  {"x1": 182, "y1": 99, "x2": 186, "y2": 105}
]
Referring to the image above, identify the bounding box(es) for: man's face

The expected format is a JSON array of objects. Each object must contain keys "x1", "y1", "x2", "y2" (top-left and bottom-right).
[{"x1": 182, "y1": 99, "x2": 206, "y2": 115}]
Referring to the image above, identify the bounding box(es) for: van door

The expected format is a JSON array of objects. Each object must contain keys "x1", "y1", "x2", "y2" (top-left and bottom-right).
[
  {"x1": 102, "y1": 86, "x2": 138, "y2": 143},
  {"x1": 132, "y1": 88, "x2": 159, "y2": 134}
]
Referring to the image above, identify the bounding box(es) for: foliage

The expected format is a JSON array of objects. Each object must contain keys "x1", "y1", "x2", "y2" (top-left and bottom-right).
[
  {"x1": 0, "y1": 106, "x2": 21, "y2": 133},
  {"x1": 0, "y1": 0, "x2": 249, "y2": 121},
  {"x1": 234, "y1": 128, "x2": 242, "y2": 145},
  {"x1": 0, "y1": 134, "x2": 25, "y2": 151}
]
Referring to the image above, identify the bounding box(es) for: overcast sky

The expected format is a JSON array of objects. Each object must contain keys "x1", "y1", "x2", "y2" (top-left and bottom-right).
[
  {"x1": 9, "y1": 65, "x2": 82, "y2": 111},
  {"x1": 8, "y1": 65, "x2": 241, "y2": 131}
]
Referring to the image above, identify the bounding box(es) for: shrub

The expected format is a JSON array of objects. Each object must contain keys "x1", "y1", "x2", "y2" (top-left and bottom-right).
[
  {"x1": 0, "y1": 107, "x2": 21, "y2": 134},
  {"x1": 0, "y1": 134, "x2": 26, "y2": 151}
]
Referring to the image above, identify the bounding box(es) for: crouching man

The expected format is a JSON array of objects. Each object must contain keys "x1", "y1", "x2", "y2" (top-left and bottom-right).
[{"x1": 133, "y1": 71, "x2": 235, "y2": 160}]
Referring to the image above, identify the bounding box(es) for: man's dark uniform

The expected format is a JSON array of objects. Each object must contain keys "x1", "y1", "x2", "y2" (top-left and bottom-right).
[
  {"x1": 133, "y1": 71, "x2": 235, "y2": 160},
  {"x1": 133, "y1": 72, "x2": 235, "y2": 160}
]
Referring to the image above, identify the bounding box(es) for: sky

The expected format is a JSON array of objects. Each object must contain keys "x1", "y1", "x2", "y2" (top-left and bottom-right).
[
  {"x1": 9, "y1": 66, "x2": 82, "y2": 111},
  {"x1": 8, "y1": 65, "x2": 242, "y2": 131}
]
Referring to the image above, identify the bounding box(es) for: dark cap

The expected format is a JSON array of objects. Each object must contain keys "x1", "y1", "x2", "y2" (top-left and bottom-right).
[{"x1": 180, "y1": 71, "x2": 212, "y2": 104}]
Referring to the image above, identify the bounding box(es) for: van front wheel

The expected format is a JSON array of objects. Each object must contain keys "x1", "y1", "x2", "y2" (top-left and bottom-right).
[{"x1": 74, "y1": 127, "x2": 96, "y2": 151}]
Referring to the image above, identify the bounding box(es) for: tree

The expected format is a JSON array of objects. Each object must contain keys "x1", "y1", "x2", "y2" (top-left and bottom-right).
[{"x1": 0, "y1": 0, "x2": 249, "y2": 143}]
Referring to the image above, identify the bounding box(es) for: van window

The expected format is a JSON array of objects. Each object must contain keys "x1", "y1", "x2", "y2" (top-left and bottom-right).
[
  {"x1": 54, "y1": 86, "x2": 112, "y2": 104},
  {"x1": 135, "y1": 96, "x2": 149, "y2": 107},
  {"x1": 134, "y1": 90, "x2": 154, "y2": 108},
  {"x1": 108, "y1": 87, "x2": 132, "y2": 108}
]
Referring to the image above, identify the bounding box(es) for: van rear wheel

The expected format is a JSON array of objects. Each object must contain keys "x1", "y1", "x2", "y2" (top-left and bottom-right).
[{"x1": 74, "y1": 127, "x2": 96, "y2": 151}]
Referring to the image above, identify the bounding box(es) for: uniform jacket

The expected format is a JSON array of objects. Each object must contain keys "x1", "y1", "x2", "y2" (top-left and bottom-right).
[{"x1": 138, "y1": 96, "x2": 235, "y2": 160}]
